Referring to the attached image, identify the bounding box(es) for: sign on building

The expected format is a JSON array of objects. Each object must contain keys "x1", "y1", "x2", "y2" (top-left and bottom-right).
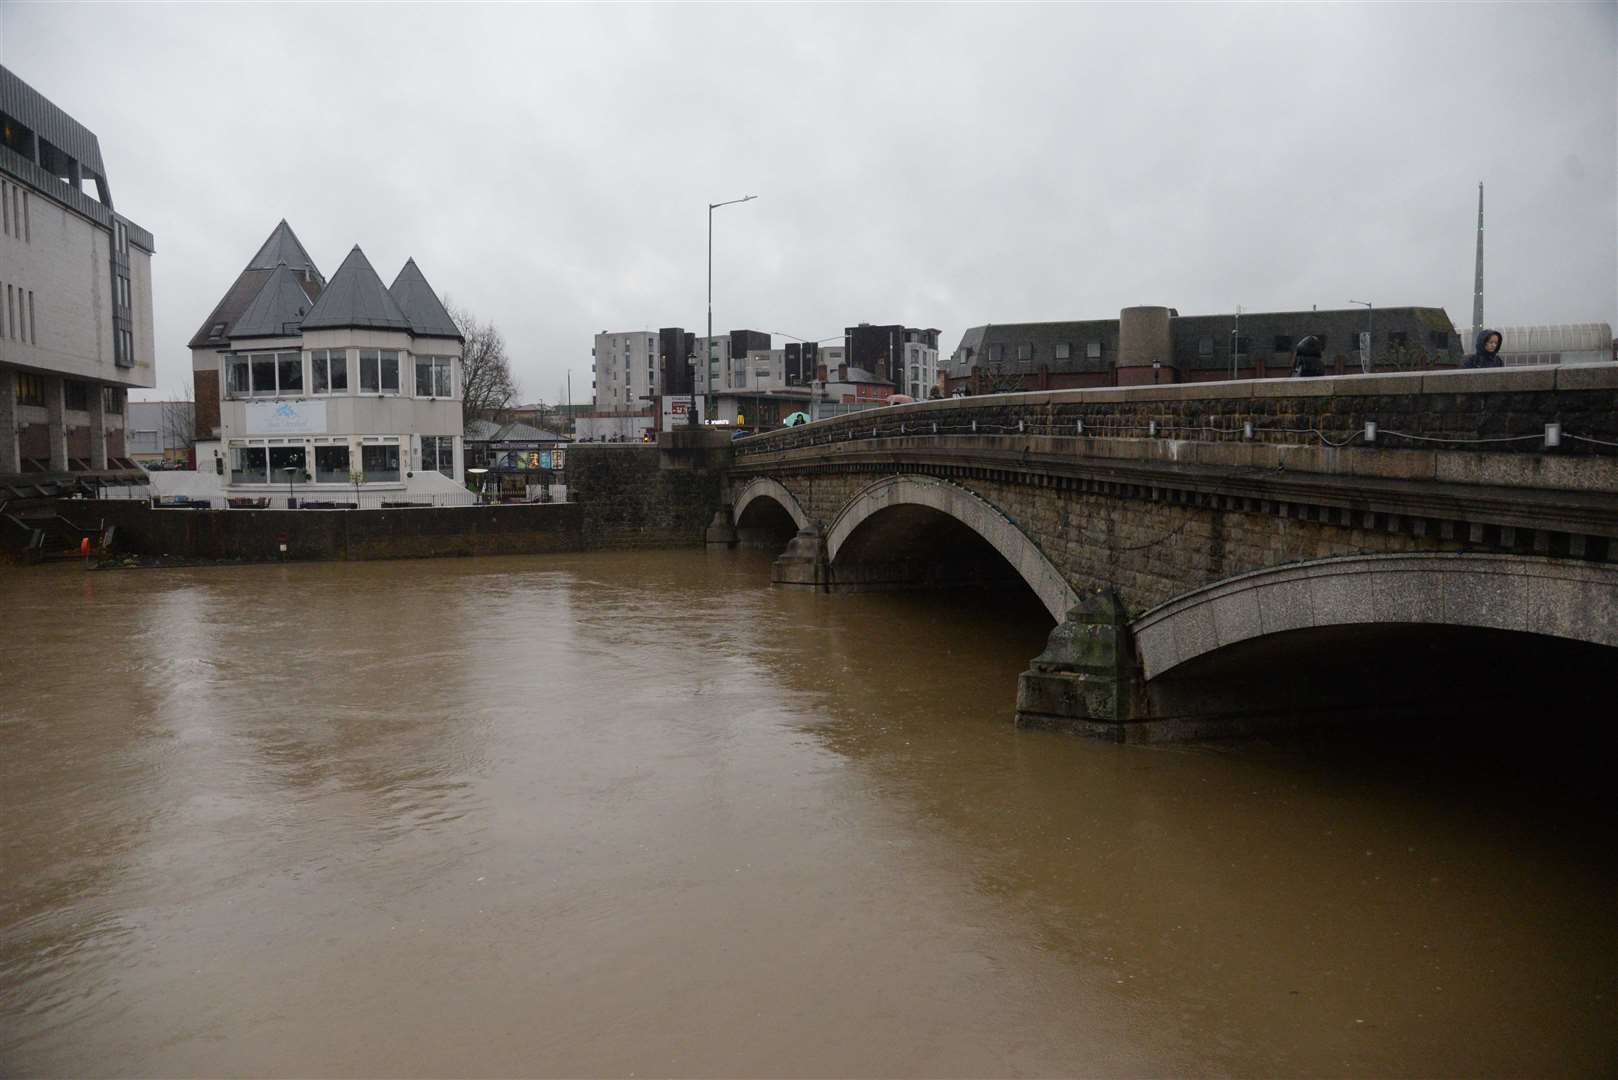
[
  {"x1": 245, "y1": 400, "x2": 328, "y2": 435},
  {"x1": 661, "y1": 395, "x2": 706, "y2": 432}
]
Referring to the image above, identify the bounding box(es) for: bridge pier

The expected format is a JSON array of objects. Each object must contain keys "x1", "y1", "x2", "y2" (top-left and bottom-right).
[
  {"x1": 704, "y1": 508, "x2": 738, "y2": 548},
  {"x1": 1015, "y1": 590, "x2": 1142, "y2": 741},
  {"x1": 770, "y1": 524, "x2": 828, "y2": 588}
]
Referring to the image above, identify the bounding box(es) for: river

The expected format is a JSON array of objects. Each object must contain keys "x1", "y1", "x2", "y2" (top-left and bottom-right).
[{"x1": 1, "y1": 550, "x2": 1613, "y2": 1076}]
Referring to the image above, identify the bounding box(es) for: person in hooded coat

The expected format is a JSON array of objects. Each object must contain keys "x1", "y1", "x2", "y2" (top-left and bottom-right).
[
  {"x1": 1291, "y1": 335, "x2": 1326, "y2": 377},
  {"x1": 1463, "y1": 328, "x2": 1504, "y2": 368}
]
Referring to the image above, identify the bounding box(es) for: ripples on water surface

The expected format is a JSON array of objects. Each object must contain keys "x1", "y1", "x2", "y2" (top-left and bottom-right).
[{"x1": 1, "y1": 551, "x2": 1614, "y2": 1077}]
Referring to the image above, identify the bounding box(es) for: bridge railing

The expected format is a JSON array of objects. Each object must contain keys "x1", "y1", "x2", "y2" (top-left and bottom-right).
[{"x1": 735, "y1": 365, "x2": 1618, "y2": 459}]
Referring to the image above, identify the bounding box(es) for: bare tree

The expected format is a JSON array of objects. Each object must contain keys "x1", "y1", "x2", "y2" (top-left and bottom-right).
[
  {"x1": 445, "y1": 301, "x2": 518, "y2": 427},
  {"x1": 162, "y1": 382, "x2": 196, "y2": 460}
]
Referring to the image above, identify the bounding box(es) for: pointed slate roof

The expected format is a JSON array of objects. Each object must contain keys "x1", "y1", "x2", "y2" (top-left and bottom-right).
[
  {"x1": 247, "y1": 219, "x2": 323, "y2": 280},
  {"x1": 188, "y1": 220, "x2": 324, "y2": 349},
  {"x1": 388, "y1": 258, "x2": 463, "y2": 340},
  {"x1": 229, "y1": 262, "x2": 314, "y2": 338},
  {"x1": 300, "y1": 245, "x2": 414, "y2": 332}
]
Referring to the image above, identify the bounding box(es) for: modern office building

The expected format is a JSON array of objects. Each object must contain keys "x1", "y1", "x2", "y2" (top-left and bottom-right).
[
  {"x1": 189, "y1": 221, "x2": 466, "y2": 499},
  {"x1": 0, "y1": 65, "x2": 155, "y2": 492},
  {"x1": 946, "y1": 306, "x2": 1465, "y2": 393}
]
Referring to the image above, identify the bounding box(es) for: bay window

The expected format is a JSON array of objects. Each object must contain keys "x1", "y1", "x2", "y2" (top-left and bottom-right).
[
  {"x1": 359, "y1": 349, "x2": 401, "y2": 394},
  {"x1": 415, "y1": 356, "x2": 453, "y2": 398},
  {"x1": 227, "y1": 356, "x2": 250, "y2": 398},
  {"x1": 312, "y1": 349, "x2": 348, "y2": 394}
]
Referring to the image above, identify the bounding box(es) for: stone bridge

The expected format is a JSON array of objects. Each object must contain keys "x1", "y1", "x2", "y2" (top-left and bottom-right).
[{"x1": 712, "y1": 365, "x2": 1618, "y2": 740}]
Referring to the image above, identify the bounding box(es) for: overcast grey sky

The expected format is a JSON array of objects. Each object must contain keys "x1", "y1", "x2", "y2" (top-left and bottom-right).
[{"x1": 4, "y1": 2, "x2": 1614, "y2": 402}]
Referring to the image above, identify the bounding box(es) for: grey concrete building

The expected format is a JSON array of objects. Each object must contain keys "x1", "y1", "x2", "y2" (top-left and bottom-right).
[{"x1": 0, "y1": 65, "x2": 156, "y2": 491}]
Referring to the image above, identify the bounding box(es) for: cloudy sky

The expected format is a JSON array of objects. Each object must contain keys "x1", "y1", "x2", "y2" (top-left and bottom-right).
[{"x1": 4, "y1": 2, "x2": 1614, "y2": 402}]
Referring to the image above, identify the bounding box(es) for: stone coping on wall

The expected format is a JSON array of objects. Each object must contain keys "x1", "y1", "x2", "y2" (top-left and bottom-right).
[
  {"x1": 731, "y1": 431, "x2": 1618, "y2": 498},
  {"x1": 737, "y1": 363, "x2": 1618, "y2": 456}
]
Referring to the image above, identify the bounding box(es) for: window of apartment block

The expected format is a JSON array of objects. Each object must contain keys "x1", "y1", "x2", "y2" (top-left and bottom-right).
[
  {"x1": 314, "y1": 444, "x2": 350, "y2": 483},
  {"x1": 359, "y1": 350, "x2": 401, "y2": 394},
  {"x1": 102, "y1": 387, "x2": 122, "y2": 414},
  {"x1": 268, "y1": 444, "x2": 307, "y2": 480},
  {"x1": 64, "y1": 380, "x2": 89, "y2": 411},
  {"x1": 16, "y1": 372, "x2": 44, "y2": 406},
  {"x1": 1086, "y1": 341, "x2": 1102, "y2": 359},
  {"x1": 28, "y1": 291, "x2": 35, "y2": 344},
  {"x1": 233, "y1": 445, "x2": 268, "y2": 484},
  {"x1": 1197, "y1": 336, "x2": 1214, "y2": 356},
  {"x1": 5, "y1": 285, "x2": 12, "y2": 339},
  {"x1": 415, "y1": 356, "x2": 452, "y2": 397},
  {"x1": 1, "y1": 180, "x2": 8, "y2": 235},
  {"x1": 361, "y1": 443, "x2": 400, "y2": 482},
  {"x1": 1054, "y1": 342, "x2": 1072, "y2": 360},
  {"x1": 312, "y1": 349, "x2": 348, "y2": 393}
]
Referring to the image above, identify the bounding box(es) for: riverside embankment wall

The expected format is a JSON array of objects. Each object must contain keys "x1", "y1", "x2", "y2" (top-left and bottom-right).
[{"x1": 25, "y1": 445, "x2": 727, "y2": 563}]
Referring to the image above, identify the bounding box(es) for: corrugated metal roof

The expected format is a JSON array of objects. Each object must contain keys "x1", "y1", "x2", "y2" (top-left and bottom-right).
[
  {"x1": 230, "y1": 263, "x2": 314, "y2": 338},
  {"x1": 388, "y1": 257, "x2": 463, "y2": 340},
  {"x1": 300, "y1": 245, "x2": 413, "y2": 332},
  {"x1": 465, "y1": 419, "x2": 566, "y2": 442}
]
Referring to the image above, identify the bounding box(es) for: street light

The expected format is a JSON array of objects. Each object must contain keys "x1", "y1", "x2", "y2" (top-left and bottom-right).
[
  {"x1": 467, "y1": 466, "x2": 488, "y2": 504},
  {"x1": 694, "y1": 194, "x2": 758, "y2": 427},
  {"x1": 282, "y1": 465, "x2": 298, "y2": 509},
  {"x1": 1350, "y1": 300, "x2": 1373, "y2": 373}
]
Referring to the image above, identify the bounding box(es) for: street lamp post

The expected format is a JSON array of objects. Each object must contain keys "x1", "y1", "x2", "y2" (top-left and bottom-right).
[
  {"x1": 282, "y1": 465, "x2": 298, "y2": 509},
  {"x1": 694, "y1": 194, "x2": 757, "y2": 427},
  {"x1": 467, "y1": 466, "x2": 489, "y2": 505},
  {"x1": 1350, "y1": 300, "x2": 1373, "y2": 373}
]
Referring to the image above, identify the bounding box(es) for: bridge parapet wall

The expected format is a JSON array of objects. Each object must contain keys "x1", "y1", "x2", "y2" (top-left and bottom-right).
[{"x1": 737, "y1": 365, "x2": 1618, "y2": 463}]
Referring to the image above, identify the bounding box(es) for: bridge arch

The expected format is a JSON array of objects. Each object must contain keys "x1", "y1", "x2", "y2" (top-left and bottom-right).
[
  {"x1": 733, "y1": 477, "x2": 810, "y2": 532},
  {"x1": 825, "y1": 474, "x2": 1079, "y2": 620},
  {"x1": 1130, "y1": 553, "x2": 1618, "y2": 681}
]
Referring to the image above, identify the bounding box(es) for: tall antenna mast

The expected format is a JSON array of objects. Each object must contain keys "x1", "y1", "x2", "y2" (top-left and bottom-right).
[{"x1": 1472, "y1": 182, "x2": 1485, "y2": 332}]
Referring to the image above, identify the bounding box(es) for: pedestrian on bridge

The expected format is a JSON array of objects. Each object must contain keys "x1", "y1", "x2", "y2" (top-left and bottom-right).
[
  {"x1": 1463, "y1": 328, "x2": 1505, "y2": 368},
  {"x1": 1291, "y1": 335, "x2": 1326, "y2": 377}
]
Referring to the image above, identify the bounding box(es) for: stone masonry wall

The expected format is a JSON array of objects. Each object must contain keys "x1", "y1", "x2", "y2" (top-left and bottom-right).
[
  {"x1": 565, "y1": 444, "x2": 725, "y2": 549},
  {"x1": 761, "y1": 469, "x2": 1537, "y2": 618},
  {"x1": 69, "y1": 499, "x2": 585, "y2": 562}
]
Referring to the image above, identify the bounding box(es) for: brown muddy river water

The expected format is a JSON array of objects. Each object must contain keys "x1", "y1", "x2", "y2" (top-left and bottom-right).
[{"x1": 1, "y1": 550, "x2": 1614, "y2": 1077}]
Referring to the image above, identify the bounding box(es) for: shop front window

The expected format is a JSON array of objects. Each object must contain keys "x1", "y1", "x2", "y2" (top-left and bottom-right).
[
  {"x1": 314, "y1": 444, "x2": 350, "y2": 483},
  {"x1": 268, "y1": 445, "x2": 307, "y2": 482},
  {"x1": 361, "y1": 443, "x2": 400, "y2": 482},
  {"x1": 232, "y1": 445, "x2": 267, "y2": 484}
]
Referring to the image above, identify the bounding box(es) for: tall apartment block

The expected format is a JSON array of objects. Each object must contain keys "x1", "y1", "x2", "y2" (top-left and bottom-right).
[{"x1": 0, "y1": 65, "x2": 156, "y2": 486}]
